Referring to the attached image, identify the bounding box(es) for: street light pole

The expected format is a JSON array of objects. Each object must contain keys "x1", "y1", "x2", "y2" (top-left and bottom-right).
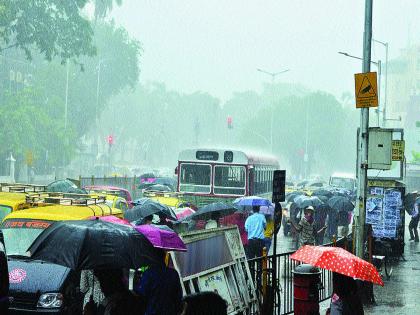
[
  {"x1": 355, "y1": 0, "x2": 373, "y2": 259},
  {"x1": 338, "y1": 52, "x2": 381, "y2": 126},
  {"x1": 373, "y1": 39, "x2": 389, "y2": 127},
  {"x1": 256, "y1": 68, "x2": 290, "y2": 153}
]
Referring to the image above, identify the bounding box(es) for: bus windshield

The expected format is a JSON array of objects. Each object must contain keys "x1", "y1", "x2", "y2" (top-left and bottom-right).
[
  {"x1": 2, "y1": 219, "x2": 52, "y2": 257},
  {"x1": 214, "y1": 165, "x2": 246, "y2": 195},
  {"x1": 179, "y1": 163, "x2": 211, "y2": 193}
]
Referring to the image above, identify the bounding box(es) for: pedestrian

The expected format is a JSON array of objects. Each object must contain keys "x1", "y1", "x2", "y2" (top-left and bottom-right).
[
  {"x1": 181, "y1": 291, "x2": 228, "y2": 315},
  {"x1": 134, "y1": 249, "x2": 183, "y2": 315},
  {"x1": 80, "y1": 269, "x2": 104, "y2": 310},
  {"x1": 289, "y1": 206, "x2": 326, "y2": 248},
  {"x1": 84, "y1": 269, "x2": 143, "y2": 315},
  {"x1": 328, "y1": 272, "x2": 364, "y2": 315},
  {"x1": 263, "y1": 214, "x2": 274, "y2": 252},
  {"x1": 408, "y1": 198, "x2": 420, "y2": 242},
  {"x1": 244, "y1": 206, "x2": 266, "y2": 258},
  {"x1": 314, "y1": 203, "x2": 329, "y2": 245}
]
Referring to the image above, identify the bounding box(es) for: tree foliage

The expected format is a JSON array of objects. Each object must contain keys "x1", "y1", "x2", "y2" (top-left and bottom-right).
[
  {"x1": 93, "y1": 0, "x2": 123, "y2": 20},
  {"x1": 0, "y1": 0, "x2": 96, "y2": 62},
  {"x1": 0, "y1": 89, "x2": 75, "y2": 172}
]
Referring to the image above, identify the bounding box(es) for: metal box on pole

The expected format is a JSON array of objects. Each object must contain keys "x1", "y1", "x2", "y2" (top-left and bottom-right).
[{"x1": 368, "y1": 128, "x2": 392, "y2": 170}]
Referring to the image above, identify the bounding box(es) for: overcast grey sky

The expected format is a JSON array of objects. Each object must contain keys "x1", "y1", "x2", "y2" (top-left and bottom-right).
[{"x1": 112, "y1": 1, "x2": 420, "y2": 102}]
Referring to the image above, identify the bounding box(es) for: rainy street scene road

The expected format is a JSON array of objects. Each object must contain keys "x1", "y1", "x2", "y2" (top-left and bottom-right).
[{"x1": 1, "y1": 0, "x2": 420, "y2": 314}]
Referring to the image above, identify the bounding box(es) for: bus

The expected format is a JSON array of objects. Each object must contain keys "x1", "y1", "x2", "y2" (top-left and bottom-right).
[{"x1": 176, "y1": 148, "x2": 279, "y2": 207}]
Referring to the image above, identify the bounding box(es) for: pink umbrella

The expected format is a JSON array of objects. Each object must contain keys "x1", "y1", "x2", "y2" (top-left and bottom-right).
[
  {"x1": 175, "y1": 207, "x2": 196, "y2": 220},
  {"x1": 134, "y1": 224, "x2": 187, "y2": 252},
  {"x1": 90, "y1": 215, "x2": 131, "y2": 226}
]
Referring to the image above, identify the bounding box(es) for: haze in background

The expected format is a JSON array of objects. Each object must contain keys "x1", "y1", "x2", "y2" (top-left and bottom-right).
[{"x1": 112, "y1": 0, "x2": 420, "y2": 101}]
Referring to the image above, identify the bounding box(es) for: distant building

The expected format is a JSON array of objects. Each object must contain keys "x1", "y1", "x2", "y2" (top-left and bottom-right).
[{"x1": 387, "y1": 45, "x2": 420, "y2": 128}]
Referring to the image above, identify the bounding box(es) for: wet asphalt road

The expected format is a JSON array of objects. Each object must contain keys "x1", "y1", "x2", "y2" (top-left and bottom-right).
[{"x1": 364, "y1": 223, "x2": 420, "y2": 315}]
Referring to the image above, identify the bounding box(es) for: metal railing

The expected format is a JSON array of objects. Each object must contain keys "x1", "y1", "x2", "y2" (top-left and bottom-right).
[{"x1": 247, "y1": 236, "x2": 349, "y2": 315}]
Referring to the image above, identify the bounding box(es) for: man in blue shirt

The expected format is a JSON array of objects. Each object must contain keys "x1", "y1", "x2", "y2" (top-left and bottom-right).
[{"x1": 245, "y1": 206, "x2": 267, "y2": 258}]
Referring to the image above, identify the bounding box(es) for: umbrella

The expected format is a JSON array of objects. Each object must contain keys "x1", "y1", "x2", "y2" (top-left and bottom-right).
[
  {"x1": 312, "y1": 189, "x2": 333, "y2": 199},
  {"x1": 260, "y1": 204, "x2": 274, "y2": 217},
  {"x1": 291, "y1": 245, "x2": 384, "y2": 286},
  {"x1": 143, "y1": 184, "x2": 172, "y2": 192},
  {"x1": 286, "y1": 191, "x2": 306, "y2": 203},
  {"x1": 90, "y1": 215, "x2": 131, "y2": 226},
  {"x1": 191, "y1": 202, "x2": 238, "y2": 220},
  {"x1": 328, "y1": 196, "x2": 354, "y2": 212},
  {"x1": 404, "y1": 192, "x2": 418, "y2": 213},
  {"x1": 295, "y1": 196, "x2": 323, "y2": 209},
  {"x1": 124, "y1": 199, "x2": 177, "y2": 222},
  {"x1": 28, "y1": 220, "x2": 161, "y2": 270},
  {"x1": 135, "y1": 224, "x2": 186, "y2": 252},
  {"x1": 47, "y1": 179, "x2": 87, "y2": 194},
  {"x1": 132, "y1": 197, "x2": 150, "y2": 206},
  {"x1": 233, "y1": 196, "x2": 272, "y2": 207},
  {"x1": 174, "y1": 207, "x2": 196, "y2": 220}
]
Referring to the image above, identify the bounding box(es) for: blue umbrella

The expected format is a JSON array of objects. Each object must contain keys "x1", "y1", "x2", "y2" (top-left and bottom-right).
[{"x1": 233, "y1": 196, "x2": 272, "y2": 207}]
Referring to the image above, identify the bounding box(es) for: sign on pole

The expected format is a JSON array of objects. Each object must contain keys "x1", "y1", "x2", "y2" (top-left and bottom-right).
[
  {"x1": 354, "y1": 72, "x2": 378, "y2": 108},
  {"x1": 391, "y1": 140, "x2": 405, "y2": 161},
  {"x1": 272, "y1": 170, "x2": 286, "y2": 203}
]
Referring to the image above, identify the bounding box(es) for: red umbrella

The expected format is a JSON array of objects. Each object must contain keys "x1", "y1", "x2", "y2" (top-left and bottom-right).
[{"x1": 290, "y1": 245, "x2": 384, "y2": 286}]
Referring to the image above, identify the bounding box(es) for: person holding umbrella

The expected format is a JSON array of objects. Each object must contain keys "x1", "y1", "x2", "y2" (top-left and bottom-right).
[
  {"x1": 288, "y1": 206, "x2": 326, "y2": 248},
  {"x1": 244, "y1": 206, "x2": 266, "y2": 258}
]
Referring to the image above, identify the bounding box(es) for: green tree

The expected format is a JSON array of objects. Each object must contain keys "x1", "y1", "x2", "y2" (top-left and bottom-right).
[
  {"x1": 0, "y1": 0, "x2": 96, "y2": 62},
  {"x1": 30, "y1": 21, "x2": 141, "y2": 137},
  {"x1": 93, "y1": 0, "x2": 123, "y2": 20},
  {"x1": 0, "y1": 89, "x2": 75, "y2": 172}
]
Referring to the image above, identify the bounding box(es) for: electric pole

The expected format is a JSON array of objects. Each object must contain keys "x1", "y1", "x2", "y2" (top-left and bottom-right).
[{"x1": 355, "y1": 0, "x2": 373, "y2": 258}]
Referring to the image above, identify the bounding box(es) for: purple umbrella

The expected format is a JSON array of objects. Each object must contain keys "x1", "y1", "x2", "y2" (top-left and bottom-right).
[{"x1": 135, "y1": 224, "x2": 187, "y2": 252}]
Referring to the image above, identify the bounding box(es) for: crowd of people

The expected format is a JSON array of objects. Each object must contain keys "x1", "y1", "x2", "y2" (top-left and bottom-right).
[{"x1": 79, "y1": 249, "x2": 229, "y2": 315}]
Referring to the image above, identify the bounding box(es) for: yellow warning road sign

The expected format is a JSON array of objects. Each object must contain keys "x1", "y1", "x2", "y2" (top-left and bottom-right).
[{"x1": 354, "y1": 72, "x2": 378, "y2": 108}]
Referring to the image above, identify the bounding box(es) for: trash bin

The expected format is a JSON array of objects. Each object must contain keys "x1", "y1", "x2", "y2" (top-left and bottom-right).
[{"x1": 292, "y1": 264, "x2": 321, "y2": 315}]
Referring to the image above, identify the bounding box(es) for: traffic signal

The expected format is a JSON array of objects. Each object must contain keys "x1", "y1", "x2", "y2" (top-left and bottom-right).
[
  {"x1": 107, "y1": 135, "x2": 114, "y2": 145},
  {"x1": 227, "y1": 116, "x2": 233, "y2": 129}
]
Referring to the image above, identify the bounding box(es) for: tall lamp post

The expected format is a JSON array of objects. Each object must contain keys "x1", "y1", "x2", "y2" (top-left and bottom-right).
[
  {"x1": 338, "y1": 52, "x2": 381, "y2": 126},
  {"x1": 373, "y1": 39, "x2": 389, "y2": 126},
  {"x1": 257, "y1": 68, "x2": 290, "y2": 153}
]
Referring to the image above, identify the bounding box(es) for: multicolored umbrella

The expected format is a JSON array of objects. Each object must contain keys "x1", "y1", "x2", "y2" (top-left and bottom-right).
[
  {"x1": 290, "y1": 245, "x2": 384, "y2": 286},
  {"x1": 134, "y1": 224, "x2": 187, "y2": 252}
]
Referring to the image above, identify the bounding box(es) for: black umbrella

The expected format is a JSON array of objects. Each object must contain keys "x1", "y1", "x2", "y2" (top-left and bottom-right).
[
  {"x1": 286, "y1": 191, "x2": 306, "y2": 203},
  {"x1": 124, "y1": 199, "x2": 177, "y2": 221},
  {"x1": 404, "y1": 192, "x2": 418, "y2": 212},
  {"x1": 312, "y1": 189, "x2": 333, "y2": 199},
  {"x1": 191, "y1": 202, "x2": 239, "y2": 220},
  {"x1": 295, "y1": 196, "x2": 323, "y2": 209},
  {"x1": 143, "y1": 184, "x2": 172, "y2": 192},
  {"x1": 327, "y1": 196, "x2": 354, "y2": 212},
  {"x1": 28, "y1": 220, "x2": 161, "y2": 270}
]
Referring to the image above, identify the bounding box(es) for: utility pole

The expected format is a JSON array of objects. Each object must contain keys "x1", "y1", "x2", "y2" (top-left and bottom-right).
[
  {"x1": 355, "y1": 0, "x2": 373, "y2": 258},
  {"x1": 257, "y1": 68, "x2": 290, "y2": 153}
]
